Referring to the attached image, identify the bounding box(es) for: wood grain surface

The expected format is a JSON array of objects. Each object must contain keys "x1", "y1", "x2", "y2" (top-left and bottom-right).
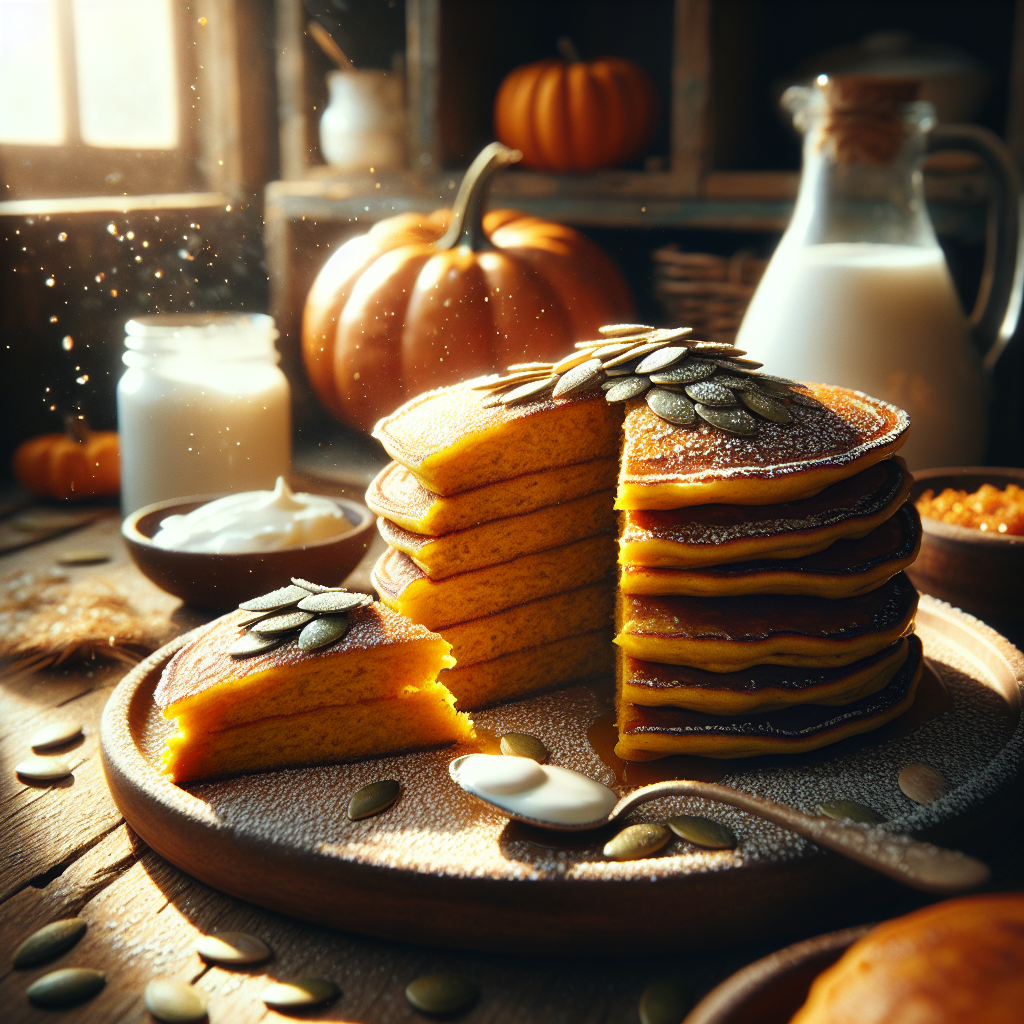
[{"x1": 2, "y1": 505, "x2": 1023, "y2": 1024}]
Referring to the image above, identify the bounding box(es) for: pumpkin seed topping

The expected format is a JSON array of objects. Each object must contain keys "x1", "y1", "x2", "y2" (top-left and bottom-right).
[
  {"x1": 601, "y1": 340, "x2": 670, "y2": 369},
  {"x1": 506, "y1": 362, "x2": 553, "y2": 372},
  {"x1": 551, "y1": 358, "x2": 603, "y2": 398},
  {"x1": 649, "y1": 359, "x2": 717, "y2": 385},
  {"x1": 603, "y1": 822, "x2": 671, "y2": 861},
  {"x1": 685, "y1": 380, "x2": 739, "y2": 407},
  {"x1": 899, "y1": 763, "x2": 948, "y2": 804},
  {"x1": 238, "y1": 584, "x2": 309, "y2": 612},
  {"x1": 405, "y1": 973, "x2": 479, "y2": 1015},
  {"x1": 634, "y1": 346, "x2": 689, "y2": 374},
  {"x1": 499, "y1": 732, "x2": 548, "y2": 762},
  {"x1": 249, "y1": 609, "x2": 316, "y2": 635},
  {"x1": 741, "y1": 389, "x2": 792, "y2": 423},
  {"x1": 817, "y1": 799, "x2": 883, "y2": 824},
  {"x1": 297, "y1": 591, "x2": 371, "y2": 614},
  {"x1": 646, "y1": 388, "x2": 696, "y2": 426},
  {"x1": 667, "y1": 815, "x2": 737, "y2": 850},
  {"x1": 605, "y1": 377, "x2": 652, "y2": 403},
  {"x1": 694, "y1": 403, "x2": 759, "y2": 436},
  {"x1": 500, "y1": 377, "x2": 557, "y2": 405},
  {"x1": 604, "y1": 361, "x2": 641, "y2": 377},
  {"x1": 298, "y1": 614, "x2": 350, "y2": 650},
  {"x1": 13, "y1": 918, "x2": 87, "y2": 968},
  {"x1": 228, "y1": 632, "x2": 283, "y2": 659},
  {"x1": 30, "y1": 720, "x2": 83, "y2": 751},
  {"x1": 348, "y1": 779, "x2": 401, "y2": 820},
  {"x1": 27, "y1": 968, "x2": 105, "y2": 1008},
  {"x1": 553, "y1": 350, "x2": 601, "y2": 374},
  {"x1": 16, "y1": 754, "x2": 73, "y2": 781},
  {"x1": 144, "y1": 979, "x2": 208, "y2": 1023},
  {"x1": 195, "y1": 931, "x2": 270, "y2": 966},
  {"x1": 290, "y1": 578, "x2": 343, "y2": 593},
  {"x1": 639, "y1": 979, "x2": 692, "y2": 1024},
  {"x1": 262, "y1": 978, "x2": 339, "y2": 1010},
  {"x1": 598, "y1": 323, "x2": 658, "y2": 338}
]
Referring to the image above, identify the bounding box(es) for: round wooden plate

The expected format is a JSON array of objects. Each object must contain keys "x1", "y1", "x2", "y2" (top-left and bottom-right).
[{"x1": 100, "y1": 596, "x2": 1023, "y2": 953}]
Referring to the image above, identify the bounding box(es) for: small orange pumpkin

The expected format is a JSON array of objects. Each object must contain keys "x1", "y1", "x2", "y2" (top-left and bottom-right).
[
  {"x1": 493, "y1": 39, "x2": 659, "y2": 172},
  {"x1": 302, "y1": 142, "x2": 635, "y2": 432},
  {"x1": 13, "y1": 415, "x2": 120, "y2": 500}
]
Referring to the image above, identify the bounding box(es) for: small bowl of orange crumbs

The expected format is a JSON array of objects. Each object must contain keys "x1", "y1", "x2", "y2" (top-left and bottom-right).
[{"x1": 907, "y1": 467, "x2": 1024, "y2": 626}]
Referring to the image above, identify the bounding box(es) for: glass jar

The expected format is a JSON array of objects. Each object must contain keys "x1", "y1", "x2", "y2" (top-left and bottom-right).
[{"x1": 117, "y1": 313, "x2": 291, "y2": 515}]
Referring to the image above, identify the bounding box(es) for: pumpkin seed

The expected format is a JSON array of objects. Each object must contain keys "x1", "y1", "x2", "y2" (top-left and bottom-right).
[
  {"x1": 553, "y1": 350, "x2": 600, "y2": 374},
  {"x1": 238, "y1": 584, "x2": 309, "y2": 612},
  {"x1": 56, "y1": 549, "x2": 110, "y2": 565},
  {"x1": 297, "y1": 614, "x2": 350, "y2": 650},
  {"x1": 755, "y1": 373, "x2": 807, "y2": 389},
  {"x1": 228, "y1": 632, "x2": 282, "y2": 658},
  {"x1": 13, "y1": 918, "x2": 87, "y2": 968},
  {"x1": 603, "y1": 822, "x2": 671, "y2": 861},
  {"x1": 666, "y1": 815, "x2": 737, "y2": 850},
  {"x1": 724, "y1": 356, "x2": 764, "y2": 369},
  {"x1": 740, "y1": 390, "x2": 792, "y2": 423},
  {"x1": 405, "y1": 973, "x2": 479, "y2": 1015},
  {"x1": 297, "y1": 591, "x2": 370, "y2": 614},
  {"x1": 649, "y1": 359, "x2": 716, "y2": 385},
  {"x1": 30, "y1": 720, "x2": 83, "y2": 751},
  {"x1": 477, "y1": 370, "x2": 550, "y2": 392},
  {"x1": 499, "y1": 732, "x2": 548, "y2": 762},
  {"x1": 501, "y1": 377, "x2": 556, "y2": 404},
  {"x1": 249, "y1": 610, "x2": 316, "y2": 635},
  {"x1": 348, "y1": 779, "x2": 400, "y2": 820},
  {"x1": 195, "y1": 931, "x2": 270, "y2": 966},
  {"x1": 602, "y1": 340, "x2": 669, "y2": 369},
  {"x1": 505, "y1": 362, "x2": 552, "y2": 372},
  {"x1": 684, "y1": 380, "x2": 738, "y2": 407},
  {"x1": 290, "y1": 578, "x2": 342, "y2": 593},
  {"x1": 552, "y1": 359, "x2": 603, "y2": 398},
  {"x1": 15, "y1": 754, "x2": 72, "y2": 781},
  {"x1": 688, "y1": 341, "x2": 743, "y2": 355},
  {"x1": 27, "y1": 968, "x2": 105, "y2": 1008},
  {"x1": 817, "y1": 799, "x2": 882, "y2": 824},
  {"x1": 605, "y1": 377, "x2": 652, "y2": 403},
  {"x1": 604, "y1": 361, "x2": 640, "y2": 377},
  {"x1": 598, "y1": 323, "x2": 654, "y2": 338},
  {"x1": 714, "y1": 374, "x2": 756, "y2": 391},
  {"x1": 647, "y1": 388, "x2": 696, "y2": 426},
  {"x1": 899, "y1": 763, "x2": 948, "y2": 804},
  {"x1": 144, "y1": 979, "x2": 208, "y2": 1022},
  {"x1": 591, "y1": 341, "x2": 646, "y2": 360},
  {"x1": 694, "y1": 403, "x2": 759, "y2": 436},
  {"x1": 262, "y1": 978, "x2": 339, "y2": 1010},
  {"x1": 635, "y1": 346, "x2": 689, "y2": 374},
  {"x1": 639, "y1": 979, "x2": 691, "y2": 1024}
]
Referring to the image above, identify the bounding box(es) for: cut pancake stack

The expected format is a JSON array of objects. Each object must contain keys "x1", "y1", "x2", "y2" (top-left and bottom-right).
[
  {"x1": 614, "y1": 385, "x2": 924, "y2": 760},
  {"x1": 368, "y1": 381, "x2": 623, "y2": 709}
]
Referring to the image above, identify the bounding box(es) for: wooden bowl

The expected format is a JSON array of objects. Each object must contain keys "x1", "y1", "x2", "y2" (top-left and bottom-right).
[
  {"x1": 683, "y1": 924, "x2": 873, "y2": 1024},
  {"x1": 122, "y1": 492, "x2": 375, "y2": 610},
  {"x1": 906, "y1": 467, "x2": 1024, "y2": 624}
]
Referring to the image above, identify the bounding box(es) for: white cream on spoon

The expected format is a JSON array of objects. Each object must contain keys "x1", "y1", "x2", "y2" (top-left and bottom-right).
[{"x1": 151, "y1": 477, "x2": 351, "y2": 554}]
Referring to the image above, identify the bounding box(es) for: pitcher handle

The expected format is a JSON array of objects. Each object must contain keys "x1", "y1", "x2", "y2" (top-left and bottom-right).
[{"x1": 927, "y1": 124, "x2": 1024, "y2": 372}]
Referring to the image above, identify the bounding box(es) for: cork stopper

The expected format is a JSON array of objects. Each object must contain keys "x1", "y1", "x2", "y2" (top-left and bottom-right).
[{"x1": 821, "y1": 76, "x2": 922, "y2": 166}]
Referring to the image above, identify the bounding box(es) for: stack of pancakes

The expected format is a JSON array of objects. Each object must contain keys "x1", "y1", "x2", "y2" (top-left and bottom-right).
[
  {"x1": 368, "y1": 382, "x2": 623, "y2": 709},
  {"x1": 614, "y1": 385, "x2": 924, "y2": 760}
]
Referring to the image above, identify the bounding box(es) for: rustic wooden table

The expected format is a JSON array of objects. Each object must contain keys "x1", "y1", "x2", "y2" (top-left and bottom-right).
[{"x1": 2, "y1": 504, "x2": 1022, "y2": 1024}]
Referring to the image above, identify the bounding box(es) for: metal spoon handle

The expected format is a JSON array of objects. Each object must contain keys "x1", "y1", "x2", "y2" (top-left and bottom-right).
[{"x1": 610, "y1": 780, "x2": 989, "y2": 895}]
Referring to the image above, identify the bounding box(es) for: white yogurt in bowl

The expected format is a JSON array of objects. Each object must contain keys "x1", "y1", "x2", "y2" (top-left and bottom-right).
[{"x1": 151, "y1": 477, "x2": 352, "y2": 554}]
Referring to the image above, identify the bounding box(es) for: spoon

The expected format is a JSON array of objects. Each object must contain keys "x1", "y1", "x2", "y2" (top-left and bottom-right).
[{"x1": 449, "y1": 754, "x2": 989, "y2": 895}]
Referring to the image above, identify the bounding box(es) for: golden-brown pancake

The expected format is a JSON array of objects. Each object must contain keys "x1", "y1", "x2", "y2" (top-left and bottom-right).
[
  {"x1": 615, "y1": 573, "x2": 918, "y2": 671},
  {"x1": 366, "y1": 458, "x2": 618, "y2": 535},
  {"x1": 619, "y1": 502, "x2": 921, "y2": 598},
  {"x1": 618, "y1": 384, "x2": 909, "y2": 510},
  {"x1": 619, "y1": 638, "x2": 909, "y2": 714},
  {"x1": 372, "y1": 536, "x2": 617, "y2": 630},
  {"x1": 615, "y1": 634, "x2": 922, "y2": 759},
  {"x1": 373, "y1": 379, "x2": 622, "y2": 495},
  {"x1": 377, "y1": 489, "x2": 615, "y2": 579},
  {"x1": 619, "y1": 457, "x2": 911, "y2": 568}
]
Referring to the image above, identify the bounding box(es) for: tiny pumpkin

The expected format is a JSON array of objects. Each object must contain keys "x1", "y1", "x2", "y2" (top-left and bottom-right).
[
  {"x1": 13, "y1": 415, "x2": 120, "y2": 500},
  {"x1": 493, "y1": 39, "x2": 659, "y2": 173},
  {"x1": 302, "y1": 142, "x2": 635, "y2": 432}
]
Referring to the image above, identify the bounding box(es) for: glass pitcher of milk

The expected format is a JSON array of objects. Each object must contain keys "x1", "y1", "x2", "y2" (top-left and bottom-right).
[{"x1": 736, "y1": 75, "x2": 1021, "y2": 469}]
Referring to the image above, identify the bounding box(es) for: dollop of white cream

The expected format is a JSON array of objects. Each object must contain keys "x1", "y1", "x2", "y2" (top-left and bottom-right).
[
  {"x1": 450, "y1": 754, "x2": 619, "y2": 827},
  {"x1": 151, "y1": 477, "x2": 351, "y2": 553}
]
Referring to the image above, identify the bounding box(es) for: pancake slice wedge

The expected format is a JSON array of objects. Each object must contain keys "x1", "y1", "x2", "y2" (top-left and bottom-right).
[
  {"x1": 615, "y1": 573, "x2": 918, "y2": 671},
  {"x1": 615, "y1": 635, "x2": 923, "y2": 759}
]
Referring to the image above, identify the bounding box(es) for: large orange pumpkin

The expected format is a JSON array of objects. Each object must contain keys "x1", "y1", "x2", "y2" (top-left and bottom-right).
[
  {"x1": 302, "y1": 142, "x2": 635, "y2": 432},
  {"x1": 493, "y1": 41, "x2": 659, "y2": 172},
  {"x1": 13, "y1": 416, "x2": 120, "y2": 500}
]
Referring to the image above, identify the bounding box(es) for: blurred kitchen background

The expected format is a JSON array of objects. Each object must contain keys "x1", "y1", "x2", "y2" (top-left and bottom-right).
[{"x1": 2, "y1": 0, "x2": 1022, "y2": 487}]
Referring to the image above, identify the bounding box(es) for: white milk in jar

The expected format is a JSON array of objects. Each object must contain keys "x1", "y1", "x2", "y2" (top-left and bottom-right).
[
  {"x1": 736, "y1": 242, "x2": 985, "y2": 470},
  {"x1": 117, "y1": 313, "x2": 291, "y2": 515}
]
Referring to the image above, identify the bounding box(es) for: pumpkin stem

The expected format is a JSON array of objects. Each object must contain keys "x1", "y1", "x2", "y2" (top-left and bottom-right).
[
  {"x1": 557, "y1": 36, "x2": 582, "y2": 63},
  {"x1": 65, "y1": 413, "x2": 90, "y2": 444},
  {"x1": 436, "y1": 142, "x2": 522, "y2": 252}
]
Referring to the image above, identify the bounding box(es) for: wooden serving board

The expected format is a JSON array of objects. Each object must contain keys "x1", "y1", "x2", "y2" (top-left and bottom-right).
[{"x1": 100, "y1": 596, "x2": 1023, "y2": 953}]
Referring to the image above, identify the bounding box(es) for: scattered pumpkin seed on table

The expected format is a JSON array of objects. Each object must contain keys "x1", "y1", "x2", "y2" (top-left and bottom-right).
[
  {"x1": 499, "y1": 732, "x2": 548, "y2": 763},
  {"x1": 27, "y1": 967, "x2": 105, "y2": 1008},
  {"x1": 13, "y1": 918, "x2": 87, "y2": 968},
  {"x1": 15, "y1": 754, "x2": 72, "y2": 781},
  {"x1": 194, "y1": 931, "x2": 270, "y2": 966},
  {"x1": 603, "y1": 823, "x2": 671, "y2": 861},
  {"x1": 29, "y1": 720, "x2": 83, "y2": 751},
  {"x1": 817, "y1": 799, "x2": 882, "y2": 824},
  {"x1": 262, "y1": 978, "x2": 339, "y2": 1010},
  {"x1": 899, "y1": 763, "x2": 948, "y2": 804},
  {"x1": 144, "y1": 978, "x2": 208, "y2": 1023},
  {"x1": 405, "y1": 973, "x2": 479, "y2": 1015},
  {"x1": 349, "y1": 779, "x2": 401, "y2": 821},
  {"x1": 667, "y1": 815, "x2": 737, "y2": 850}
]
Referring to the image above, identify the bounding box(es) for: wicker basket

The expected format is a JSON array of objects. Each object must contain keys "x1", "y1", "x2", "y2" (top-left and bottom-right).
[{"x1": 652, "y1": 245, "x2": 768, "y2": 343}]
